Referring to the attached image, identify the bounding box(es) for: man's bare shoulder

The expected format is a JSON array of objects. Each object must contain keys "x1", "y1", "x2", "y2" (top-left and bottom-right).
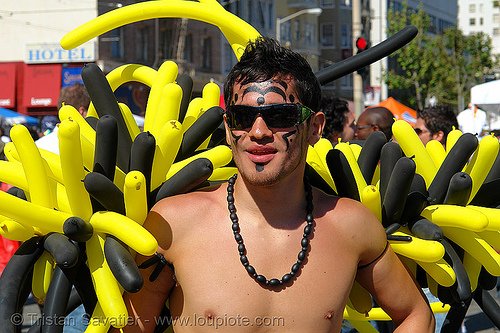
[{"x1": 313, "y1": 188, "x2": 387, "y2": 255}]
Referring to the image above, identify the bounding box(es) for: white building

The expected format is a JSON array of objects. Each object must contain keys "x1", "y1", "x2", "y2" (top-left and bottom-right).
[{"x1": 457, "y1": 0, "x2": 500, "y2": 65}]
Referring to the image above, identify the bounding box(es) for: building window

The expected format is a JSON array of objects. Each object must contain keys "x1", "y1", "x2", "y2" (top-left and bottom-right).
[
  {"x1": 294, "y1": 21, "x2": 300, "y2": 41},
  {"x1": 494, "y1": 14, "x2": 500, "y2": 23},
  {"x1": 321, "y1": 23, "x2": 334, "y2": 47},
  {"x1": 341, "y1": 74, "x2": 353, "y2": 89},
  {"x1": 304, "y1": 22, "x2": 314, "y2": 46},
  {"x1": 480, "y1": 17, "x2": 484, "y2": 25},
  {"x1": 469, "y1": 4, "x2": 476, "y2": 13},
  {"x1": 340, "y1": 0, "x2": 351, "y2": 7},
  {"x1": 136, "y1": 27, "x2": 149, "y2": 62},
  {"x1": 183, "y1": 34, "x2": 193, "y2": 62},
  {"x1": 202, "y1": 37, "x2": 212, "y2": 70},
  {"x1": 321, "y1": 0, "x2": 334, "y2": 7},
  {"x1": 479, "y1": 3, "x2": 483, "y2": 12},
  {"x1": 224, "y1": 43, "x2": 237, "y2": 74},
  {"x1": 470, "y1": 18, "x2": 476, "y2": 26},
  {"x1": 279, "y1": 21, "x2": 292, "y2": 44},
  {"x1": 341, "y1": 24, "x2": 350, "y2": 48},
  {"x1": 111, "y1": 28, "x2": 124, "y2": 59},
  {"x1": 494, "y1": 28, "x2": 500, "y2": 35}
]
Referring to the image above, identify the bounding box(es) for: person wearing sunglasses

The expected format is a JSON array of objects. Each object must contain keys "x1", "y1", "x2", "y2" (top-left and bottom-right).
[
  {"x1": 355, "y1": 106, "x2": 394, "y2": 141},
  {"x1": 116, "y1": 36, "x2": 434, "y2": 333},
  {"x1": 415, "y1": 105, "x2": 459, "y2": 147}
]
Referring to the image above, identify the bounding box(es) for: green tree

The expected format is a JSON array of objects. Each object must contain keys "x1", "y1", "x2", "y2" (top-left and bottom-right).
[
  {"x1": 385, "y1": 1, "x2": 498, "y2": 111},
  {"x1": 385, "y1": 1, "x2": 438, "y2": 110}
]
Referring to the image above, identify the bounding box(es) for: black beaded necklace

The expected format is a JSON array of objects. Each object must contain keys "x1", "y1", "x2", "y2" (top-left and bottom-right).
[{"x1": 226, "y1": 173, "x2": 314, "y2": 287}]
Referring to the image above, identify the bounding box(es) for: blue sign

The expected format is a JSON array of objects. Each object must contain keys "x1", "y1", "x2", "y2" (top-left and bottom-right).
[{"x1": 62, "y1": 67, "x2": 84, "y2": 87}]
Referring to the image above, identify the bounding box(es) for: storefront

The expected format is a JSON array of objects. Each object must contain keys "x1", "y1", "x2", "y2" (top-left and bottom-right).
[{"x1": 0, "y1": 41, "x2": 95, "y2": 117}]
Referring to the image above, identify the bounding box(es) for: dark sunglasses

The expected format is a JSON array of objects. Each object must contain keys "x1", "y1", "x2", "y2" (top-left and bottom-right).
[{"x1": 225, "y1": 103, "x2": 314, "y2": 130}]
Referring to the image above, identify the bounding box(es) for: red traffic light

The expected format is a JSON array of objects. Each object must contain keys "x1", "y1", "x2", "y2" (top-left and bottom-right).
[{"x1": 356, "y1": 37, "x2": 368, "y2": 51}]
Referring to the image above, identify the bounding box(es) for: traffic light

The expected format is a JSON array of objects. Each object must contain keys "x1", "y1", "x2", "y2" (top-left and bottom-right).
[
  {"x1": 356, "y1": 37, "x2": 369, "y2": 54},
  {"x1": 355, "y1": 37, "x2": 370, "y2": 78}
]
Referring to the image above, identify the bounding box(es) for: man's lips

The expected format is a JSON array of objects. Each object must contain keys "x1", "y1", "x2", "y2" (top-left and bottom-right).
[{"x1": 246, "y1": 147, "x2": 277, "y2": 164}]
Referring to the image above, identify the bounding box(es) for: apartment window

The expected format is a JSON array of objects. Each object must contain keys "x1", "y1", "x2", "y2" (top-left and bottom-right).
[
  {"x1": 321, "y1": 23, "x2": 334, "y2": 47},
  {"x1": 341, "y1": 24, "x2": 350, "y2": 48},
  {"x1": 202, "y1": 37, "x2": 212, "y2": 70},
  {"x1": 494, "y1": 13, "x2": 500, "y2": 23},
  {"x1": 494, "y1": 28, "x2": 500, "y2": 35},
  {"x1": 480, "y1": 17, "x2": 484, "y2": 25},
  {"x1": 136, "y1": 27, "x2": 149, "y2": 62},
  {"x1": 479, "y1": 3, "x2": 483, "y2": 12},
  {"x1": 111, "y1": 28, "x2": 124, "y2": 59},
  {"x1": 470, "y1": 18, "x2": 476, "y2": 26},
  {"x1": 321, "y1": 0, "x2": 334, "y2": 7},
  {"x1": 280, "y1": 21, "x2": 292, "y2": 44},
  {"x1": 183, "y1": 34, "x2": 193, "y2": 62},
  {"x1": 469, "y1": 4, "x2": 476, "y2": 13},
  {"x1": 294, "y1": 21, "x2": 300, "y2": 41},
  {"x1": 341, "y1": 74, "x2": 353, "y2": 89},
  {"x1": 340, "y1": 0, "x2": 351, "y2": 7},
  {"x1": 304, "y1": 22, "x2": 314, "y2": 46}
]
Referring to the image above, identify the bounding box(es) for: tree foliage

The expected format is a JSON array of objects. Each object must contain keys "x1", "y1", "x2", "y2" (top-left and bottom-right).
[{"x1": 385, "y1": 1, "x2": 498, "y2": 111}]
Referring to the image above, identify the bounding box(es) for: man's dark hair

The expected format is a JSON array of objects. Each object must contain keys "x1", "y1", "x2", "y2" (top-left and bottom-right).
[
  {"x1": 418, "y1": 105, "x2": 458, "y2": 137},
  {"x1": 320, "y1": 95, "x2": 349, "y2": 139},
  {"x1": 57, "y1": 82, "x2": 91, "y2": 110},
  {"x1": 223, "y1": 36, "x2": 321, "y2": 112}
]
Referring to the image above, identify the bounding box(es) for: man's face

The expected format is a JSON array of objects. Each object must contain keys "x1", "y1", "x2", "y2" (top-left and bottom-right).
[
  {"x1": 414, "y1": 118, "x2": 432, "y2": 146},
  {"x1": 355, "y1": 113, "x2": 374, "y2": 140},
  {"x1": 342, "y1": 111, "x2": 358, "y2": 142},
  {"x1": 224, "y1": 78, "x2": 312, "y2": 186}
]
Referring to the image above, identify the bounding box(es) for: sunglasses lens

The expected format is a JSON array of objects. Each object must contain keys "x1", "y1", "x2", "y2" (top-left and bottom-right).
[
  {"x1": 414, "y1": 128, "x2": 422, "y2": 135},
  {"x1": 226, "y1": 104, "x2": 311, "y2": 129}
]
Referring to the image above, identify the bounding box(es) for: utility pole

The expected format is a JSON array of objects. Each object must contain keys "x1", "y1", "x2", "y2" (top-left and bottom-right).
[{"x1": 352, "y1": 0, "x2": 363, "y2": 118}]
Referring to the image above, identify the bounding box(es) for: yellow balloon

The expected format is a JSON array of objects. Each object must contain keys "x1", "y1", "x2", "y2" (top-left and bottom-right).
[
  {"x1": 58, "y1": 119, "x2": 93, "y2": 221},
  {"x1": 421, "y1": 205, "x2": 489, "y2": 232},
  {"x1": 425, "y1": 140, "x2": 446, "y2": 168},
  {"x1": 464, "y1": 134, "x2": 499, "y2": 203},
  {"x1": 441, "y1": 226, "x2": 500, "y2": 276},
  {"x1": 0, "y1": 219, "x2": 34, "y2": 241},
  {"x1": 119, "y1": 102, "x2": 141, "y2": 140},
  {"x1": 414, "y1": 258, "x2": 456, "y2": 287},
  {"x1": 306, "y1": 145, "x2": 336, "y2": 192},
  {"x1": 60, "y1": 0, "x2": 260, "y2": 60},
  {"x1": 11, "y1": 124, "x2": 55, "y2": 209},
  {"x1": 124, "y1": 170, "x2": 148, "y2": 225},
  {"x1": 389, "y1": 228, "x2": 445, "y2": 263},
  {"x1": 32, "y1": 251, "x2": 54, "y2": 300},
  {"x1": 151, "y1": 120, "x2": 183, "y2": 190},
  {"x1": 462, "y1": 251, "x2": 482, "y2": 292},
  {"x1": 392, "y1": 120, "x2": 437, "y2": 187},
  {"x1": 445, "y1": 128, "x2": 463, "y2": 152},
  {"x1": 144, "y1": 61, "x2": 178, "y2": 132},
  {"x1": 89, "y1": 211, "x2": 158, "y2": 256},
  {"x1": 86, "y1": 233, "x2": 128, "y2": 327},
  {"x1": 151, "y1": 83, "x2": 182, "y2": 138},
  {"x1": 360, "y1": 185, "x2": 382, "y2": 222},
  {"x1": 182, "y1": 97, "x2": 203, "y2": 133}
]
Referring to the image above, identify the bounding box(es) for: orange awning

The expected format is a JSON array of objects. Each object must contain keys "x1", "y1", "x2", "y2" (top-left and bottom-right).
[{"x1": 370, "y1": 97, "x2": 417, "y2": 126}]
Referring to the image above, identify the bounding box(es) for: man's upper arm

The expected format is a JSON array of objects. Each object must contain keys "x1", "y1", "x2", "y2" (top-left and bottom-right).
[{"x1": 356, "y1": 245, "x2": 434, "y2": 332}]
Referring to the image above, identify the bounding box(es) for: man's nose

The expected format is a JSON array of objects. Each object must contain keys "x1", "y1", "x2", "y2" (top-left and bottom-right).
[{"x1": 248, "y1": 116, "x2": 272, "y2": 139}]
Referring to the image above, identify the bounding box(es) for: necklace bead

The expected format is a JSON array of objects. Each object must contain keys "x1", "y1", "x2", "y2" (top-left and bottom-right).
[{"x1": 226, "y1": 174, "x2": 314, "y2": 287}]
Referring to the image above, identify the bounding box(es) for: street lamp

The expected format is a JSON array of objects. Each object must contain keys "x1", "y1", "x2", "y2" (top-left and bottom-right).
[{"x1": 276, "y1": 8, "x2": 323, "y2": 43}]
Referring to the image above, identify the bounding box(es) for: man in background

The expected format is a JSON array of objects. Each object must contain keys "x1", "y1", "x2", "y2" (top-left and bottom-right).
[
  {"x1": 35, "y1": 82, "x2": 90, "y2": 154},
  {"x1": 356, "y1": 106, "x2": 394, "y2": 141},
  {"x1": 415, "y1": 105, "x2": 459, "y2": 147},
  {"x1": 320, "y1": 94, "x2": 358, "y2": 143}
]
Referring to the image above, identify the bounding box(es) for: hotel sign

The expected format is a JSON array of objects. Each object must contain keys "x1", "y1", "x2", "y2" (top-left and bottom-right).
[{"x1": 25, "y1": 41, "x2": 95, "y2": 64}]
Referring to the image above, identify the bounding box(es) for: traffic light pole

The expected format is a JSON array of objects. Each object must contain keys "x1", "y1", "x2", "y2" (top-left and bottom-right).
[{"x1": 352, "y1": 0, "x2": 363, "y2": 118}]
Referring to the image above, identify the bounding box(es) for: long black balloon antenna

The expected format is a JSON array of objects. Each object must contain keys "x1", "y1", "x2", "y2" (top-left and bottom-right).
[{"x1": 315, "y1": 25, "x2": 418, "y2": 85}]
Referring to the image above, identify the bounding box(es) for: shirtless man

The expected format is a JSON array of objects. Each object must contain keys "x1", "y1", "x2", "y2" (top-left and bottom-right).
[{"x1": 117, "y1": 36, "x2": 434, "y2": 332}]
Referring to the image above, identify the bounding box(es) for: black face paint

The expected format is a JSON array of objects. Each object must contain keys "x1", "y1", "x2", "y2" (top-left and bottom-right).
[
  {"x1": 242, "y1": 85, "x2": 287, "y2": 102},
  {"x1": 230, "y1": 131, "x2": 242, "y2": 143},
  {"x1": 282, "y1": 130, "x2": 297, "y2": 150},
  {"x1": 256, "y1": 164, "x2": 264, "y2": 172},
  {"x1": 289, "y1": 95, "x2": 295, "y2": 103},
  {"x1": 256, "y1": 97, "x2": 265, "y2": 105}
]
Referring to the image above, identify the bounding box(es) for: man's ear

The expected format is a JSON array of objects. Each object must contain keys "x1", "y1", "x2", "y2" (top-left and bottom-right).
[
  {"x1": 223, "y1": 114, "x2": 231, "y2": 145},
  {"x1": 433, "y1": 130, "x2": 445, "y2": 144},
  {"x1": 308, "y1": 112, "x2": 325, "y2": 145}
]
